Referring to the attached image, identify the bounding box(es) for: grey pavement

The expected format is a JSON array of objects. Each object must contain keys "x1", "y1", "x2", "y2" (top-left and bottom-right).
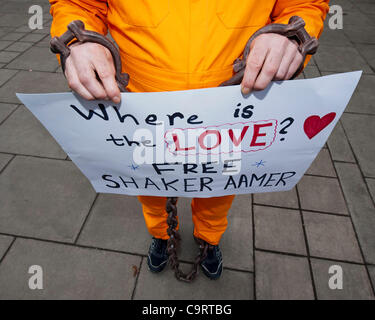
[{"x1": 0, "y1": 0, "x2": 374, "y2": 300}]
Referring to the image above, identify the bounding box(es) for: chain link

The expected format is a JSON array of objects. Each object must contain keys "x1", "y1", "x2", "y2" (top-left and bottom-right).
[{"x1": 166, "y1": 197, "x2": 209, "y2": 282}]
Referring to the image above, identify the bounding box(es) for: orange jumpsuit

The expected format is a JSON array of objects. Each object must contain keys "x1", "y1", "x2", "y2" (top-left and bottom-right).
[{"x1": 49, "y1": 0, "x2": 329, "y2": 245}]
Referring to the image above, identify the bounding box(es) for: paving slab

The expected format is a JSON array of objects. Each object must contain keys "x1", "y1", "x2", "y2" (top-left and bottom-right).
[
  {"x1": 329, "y1": 0, "x2": 354, "y2": 10},
  {"x1": 362, "y1": 12, "x2": 375, "y2": 23},
  {"x1": 358, "y1": 2, "x2": 375, "y2": 14},
  {"x1": 134, "y1": 259, "x2": 253, "y2": 300},
  {"x1": 0, "y1": 156, "x2": 96, "y2": 243},
  {"x1": 0, "y1": 40, "x2": 13, "y2": 50},
  {"x1": 217, "y1": 195, "x2": 253, "y2": 271},
  {"x1": 303, "y1": 65, "x2": 320, "y2": 78},
  {"x1": 0, "y1": 14, "x2": 29, "y2": 28},
  {"x1": 346, "y1": 74, "x2": 375, "y2": 115},
  {"x1": 327, "y1": 121, "x2": 356, "y2": 163},
  {"x1": 335, "y1": 162, "x2": 375, "y2": 264},
  {"x1": 0, "y1": 238, "x2": 140, "y2": 300},
  {"x1": 177, "y1": 195, "x2": 253, "y2": 272},
  {"x1": 338, "y1": 7, "x2": 375, "y2": 27},
  {"x1": 366, "y1": 178, "x2": 375, "y2": 203},
  {"x1": 254, "y1": 187, "x2": 299, "y2": 209},
  {"x1": 314, "y1": 45, "x2": 372, "y2": 73},
  {"x1": 0, "y1": 153, "x2": 13, "y2": 172},
  {"x1": 254, "y1": 206, "x2": 306, "y2": 255},
  {"x1": 0, "y1": 106, "x2": 67, "y2": 158},
  {"x1": 297, "y1": 175, "x2": 348, "y2": 215},
  {"x1": 303, "y1": 211, "x2": 363, "y2": 263},
  {"x1": 55, "y1": 66, "x2": 63, "y2": 73},
  {"x1": 306, "y1": 148, "x2": 336, "y2": 177},
  {"x1": 34, "y1": 35, "x2": 52, "y2": 47},
  {"x1": 341, "y1": 113, "x2": 375, "y2": 177},
  {"x1": 7, "y1": 46, "x2": 59, "y2": 72},
  {"x1": 318, "y1": 27, "x2": 352, "y2": 47},
  {"x1": 2, "y1": 1, "x2": 48, "y2": 15},
  {"x1": 0, "y1": 51, "x2": 20, "y2": 64},
  {"x1": 356, "y1": 45, "x2": 375, "y2": 70},
  {"x1": 0, "y1": 68, "x2": 18, "y2": 87},
  {"x1": 369, "y1": 266, "x2": 375, "y2": 292},
  {"x1": 295, "y1": 73, "x2": 304, "y2": 80},
  {"x1": 311, "y1": 258, "x2": 374, "y2": 300},
  {"x1": 0, "y1": 235, "x2": 14, "y2": 261},
  {"x1": 0, "y1": 27, "x2": 15, "y2": 39},
  {"x1": 308, "y1": 56, "x2": 316, "y2": 66},
  {"x1": 19, "y1": 33, "x2": 47, "y2": 43},
  {"x1": 4, "y1": 41, "x2": 33, "y2": 52},
  {"x1": 77, "y1": 194, "x2": 149, "y2": 255},
  {"x1": 255, "y1": 251, "x2": 314, "y2": 300},
  {"x1": 1, "y1": 32, "x2": 27, "y2": 42},
  {"x1": 32, "y1": 26, "x2": 52, "y2": 35},
  {"x1": 0, "y1": 70, "x2": 69, "y2": 104},
  {"x1": 0, "y1": 30, "x2": 9, "y2": 40},
  {"x1": 344, "y1": 26, "x2": 375, "y2": 45},
  {"x1": 0, "y1": 102, "x2": 17, "y2": 123},
  {"x1": 14, "y1": 25, "x2": 33, "y2": 33}
]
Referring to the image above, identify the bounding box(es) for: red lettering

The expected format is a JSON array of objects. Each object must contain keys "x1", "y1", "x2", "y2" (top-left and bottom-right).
[
  {"x1": 172, "y1": 134, "x2": 195, "y2": 151},
  {"x1": 228, "y1": 126, "x2": 249, "y2": 146},
  {"x1": 198, "y1": 130, "x2": 221, "y2": 150},
  {"x1": 250, "y1": 123, "x2": 273, "y2": 147}
]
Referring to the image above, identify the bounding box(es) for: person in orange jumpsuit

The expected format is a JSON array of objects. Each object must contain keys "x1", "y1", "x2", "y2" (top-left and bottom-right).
[{"x1": 49, "y1": 0, "x2": 329, "y2": 279}]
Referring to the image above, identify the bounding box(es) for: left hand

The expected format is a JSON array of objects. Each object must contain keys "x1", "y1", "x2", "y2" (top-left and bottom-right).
[{"x1": 241, "y1": 33, "x2": 303, "y2": 94}]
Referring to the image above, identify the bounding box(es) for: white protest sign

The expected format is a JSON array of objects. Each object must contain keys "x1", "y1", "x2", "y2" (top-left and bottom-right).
[{"x1": 17, "y1": 71, "x2": 361, "y2": 198}]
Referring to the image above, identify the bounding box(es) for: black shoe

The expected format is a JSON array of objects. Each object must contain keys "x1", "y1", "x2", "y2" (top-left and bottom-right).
[
  {"x1": 200, "y1": 244, "x2": 223, "y2": 280},
  {"x1": 147, "y1": 237, "x2": 169, "y2": 273}
]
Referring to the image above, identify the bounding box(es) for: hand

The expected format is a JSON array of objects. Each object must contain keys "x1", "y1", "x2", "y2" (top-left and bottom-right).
[
  {"x1": 241, "y1": 33, "x2": 303, "y2": 94},
  {"x1": 64, "y1": 42, "x2": 121, "y2": 104}
]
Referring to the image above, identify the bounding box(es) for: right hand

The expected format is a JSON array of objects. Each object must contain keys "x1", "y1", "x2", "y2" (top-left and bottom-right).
[
  {"x1": 64, "y1": 42, "x2": 121, "y2": 104},
  {"x1": 241, "y1": 33, "x2": 303, "y2": 94}
]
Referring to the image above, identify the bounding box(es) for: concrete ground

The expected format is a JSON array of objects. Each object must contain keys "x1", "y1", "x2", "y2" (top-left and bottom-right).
[{"x1": 0, "y1": 0, "x2": 374, "y2": 300}]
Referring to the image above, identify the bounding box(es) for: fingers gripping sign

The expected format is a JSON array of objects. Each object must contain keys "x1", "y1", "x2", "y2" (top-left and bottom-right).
[
  {"x1": 50, "y1": 20, "x2": 129, "y2": 104},
  {"x1": 65, "y1": 42, "x2": 121, "y2": 103},
  {"x1": 241, "y1": 33, "x2": 303, "y2": 94},
  {"x1": 220, "y1": 16, "x2": 319, "y2": 94}
]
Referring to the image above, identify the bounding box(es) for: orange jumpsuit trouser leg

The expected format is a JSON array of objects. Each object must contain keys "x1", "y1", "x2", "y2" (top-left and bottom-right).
[{"x1": 138, "y1": 195, "x2": 235, "y2": 245}]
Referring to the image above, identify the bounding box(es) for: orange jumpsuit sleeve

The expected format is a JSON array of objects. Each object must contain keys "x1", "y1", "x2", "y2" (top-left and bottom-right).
[
  {"x1": 49, "y1": 0, "x2": 108, "y2": 38},
  {"x1": 271, "y1": 0, "x2": 330, "y2": 67}
]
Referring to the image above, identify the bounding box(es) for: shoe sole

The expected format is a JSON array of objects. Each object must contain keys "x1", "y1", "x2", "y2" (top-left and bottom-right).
[
  {"x1": 200, "y1": 261, "x2": 223, "y2": 280},
  {"x1": 147, "y1": 254, "x2": 168, "y2": 273}
]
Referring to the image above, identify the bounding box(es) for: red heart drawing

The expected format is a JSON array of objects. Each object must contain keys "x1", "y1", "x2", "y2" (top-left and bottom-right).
[{"x1": 304, "y1": 112, "x2": 336, "y2": 139}]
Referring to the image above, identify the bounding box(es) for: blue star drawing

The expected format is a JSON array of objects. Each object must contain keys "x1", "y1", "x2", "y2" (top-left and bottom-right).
[
  {"x1": 252, "y1": 160, "x2": 266, "y2": 168},
  {"x1": 128, "y1": 164, "x2": 139, "y2": 171}
]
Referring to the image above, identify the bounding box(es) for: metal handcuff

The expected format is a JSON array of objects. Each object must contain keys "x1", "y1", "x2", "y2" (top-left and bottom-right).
[{"x1": 50, "y1": 16, "x2": 318, "y2": 282}]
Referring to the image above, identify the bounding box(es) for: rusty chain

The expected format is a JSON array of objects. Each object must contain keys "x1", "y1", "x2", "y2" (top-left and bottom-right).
[
  {"x1": 51, "y1": 16, "x2": 318, "y2": 283},
  {"x1": 165, "y1": 197, "x2": 209, "y2": 282}
]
